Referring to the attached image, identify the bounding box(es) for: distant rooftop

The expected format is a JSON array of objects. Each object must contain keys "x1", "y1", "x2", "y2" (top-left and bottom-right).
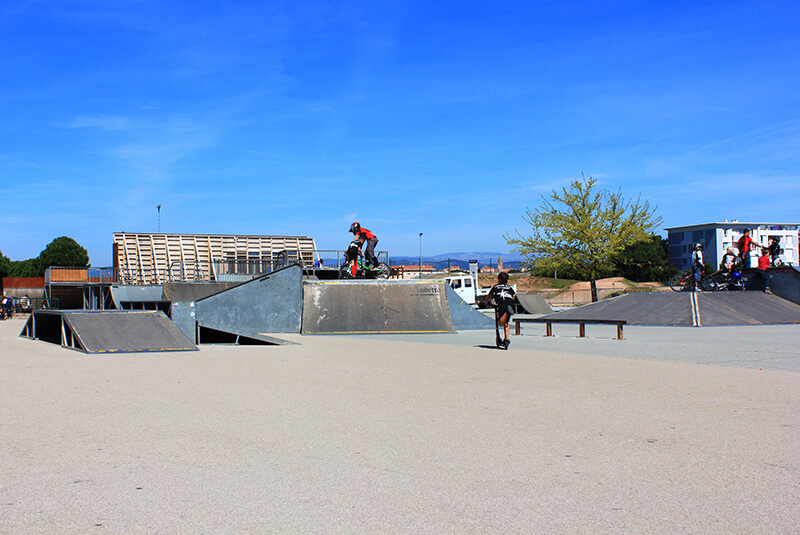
[{"x1": 666, "y1": 221, "x2": 799, "y2": 231}]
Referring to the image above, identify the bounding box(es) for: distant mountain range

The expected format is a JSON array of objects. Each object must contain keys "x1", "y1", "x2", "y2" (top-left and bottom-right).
[{"x1": 388, "y1": 252, "x2": 526, "y2": 270}]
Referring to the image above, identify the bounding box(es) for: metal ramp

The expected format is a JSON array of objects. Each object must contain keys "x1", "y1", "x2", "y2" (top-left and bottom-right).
[
  {"x1": 516, "y1": 293, "x2": 554, "y2": 314},
  {"x1": 20, "y1": 310, "x2": 197, "y2": 353},
  {"x1": 192, "y1": 264, "x2": 304, "y2": 344},
  {"x1": 302, "y1": 279, "x2": 455, "y2": 334}
]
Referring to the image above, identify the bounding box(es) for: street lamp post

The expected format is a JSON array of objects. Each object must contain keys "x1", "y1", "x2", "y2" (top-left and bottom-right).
[
  {"x1": 419, "y1": 233, "x2": 423, "y2": 278},
  {"x1": 157, "y1": 205, "x2": 161, "y2": 233}
]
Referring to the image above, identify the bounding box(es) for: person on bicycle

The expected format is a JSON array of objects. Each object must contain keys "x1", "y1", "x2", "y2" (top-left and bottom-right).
[
  {"x1": 349, "y1": 222, "x2": 379, "y2": 268},
  {"x1": 1, "y1": 295, "x2": 13, "y2": 320},
  {"x1": 345, "y1": 235, "x2": 364, "y2": 278},
  {"x1": 717, "y1": 247, "x2": 738, "y2": 280},
  {"x1": 486, "y1": 271, "x2": 516, "y2": 348},
  {"x1": 692, "y1": 243, "x2": 704, "y2": 291}
]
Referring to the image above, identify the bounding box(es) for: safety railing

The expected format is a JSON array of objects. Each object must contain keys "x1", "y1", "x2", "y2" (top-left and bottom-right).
[
  {"x1": 46, "y1": 267, "x2": 119, "y2": 285},
  {"x1": 532, "y1": 286, "x2": 668, "y2": 307},
  {"x1": 43, "y1": 249, "x2": 391, "y2": 286},
  {"x1": 305, "y1": 250, "x2": 386, "y2": 270},
  {"x1": 4, "y1": 297, "x2": 60, "y2": 312}
]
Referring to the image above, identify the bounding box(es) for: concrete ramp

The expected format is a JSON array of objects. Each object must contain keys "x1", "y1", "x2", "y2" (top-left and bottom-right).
[
  {"x1": 542, "y1": 291, "x2": 800, "y2": 326},
  {"x1": 517, "y1": 293, "x2": 553, "y2": 314},
  {"x1": 302, "y1": 280, "x2": 455, "y2": 333},
  {"x1": 20, "y1": 310, "x2": 197, "y2": 353}
]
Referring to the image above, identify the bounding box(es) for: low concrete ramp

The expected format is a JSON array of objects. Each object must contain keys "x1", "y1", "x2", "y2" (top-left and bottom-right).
[
  {"x1": 542, "y1": 291, "x2": 800, "y2": 326},
  {"x1": 517, "y1": 293, "x2": 553, "y2": 314},
  {"x1": 194, "y1": 264, "x2": 303, "y2": 341},
  {"x1": 20, "y1": 310, "x2": 197, "y2": 353},
  {"x1": 302, "y1": 280, "x2": 454, "y2": 333}
]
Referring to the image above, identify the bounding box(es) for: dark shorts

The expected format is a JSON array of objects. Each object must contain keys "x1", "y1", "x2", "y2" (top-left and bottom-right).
[
  {"x1": 346, "y1": 246, "x2": 359, "y2": 262},
  {"x1": 495, "y1": 303, "x2": 514, "y2": 320}
]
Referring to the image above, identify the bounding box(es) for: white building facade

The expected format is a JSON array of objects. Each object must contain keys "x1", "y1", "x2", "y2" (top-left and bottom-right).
[{"x1": 666, "y1": 222, "x2": 798, "y2": 270}]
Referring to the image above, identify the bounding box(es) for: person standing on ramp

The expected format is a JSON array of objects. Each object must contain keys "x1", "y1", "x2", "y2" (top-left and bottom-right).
[{"x1": 349, "y1": 222, "x2": 379, "y2": 268}]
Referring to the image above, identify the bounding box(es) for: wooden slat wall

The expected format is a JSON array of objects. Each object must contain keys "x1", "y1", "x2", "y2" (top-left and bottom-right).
[{"x1": 112, "y1": 233, "x2": 317, "y2": 285}]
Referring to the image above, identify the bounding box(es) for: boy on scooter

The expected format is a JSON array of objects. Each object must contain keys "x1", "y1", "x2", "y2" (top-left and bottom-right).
[{"x1": 486, "y1": 271, "x2": 516, "y2": 349}]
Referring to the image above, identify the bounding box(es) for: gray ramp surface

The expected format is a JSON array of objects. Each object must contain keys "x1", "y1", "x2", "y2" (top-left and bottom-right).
[
  {"x1": 109, "y1": 285, "x2": 165, "y2": 308},
  {"x1": 59, "y1": 310, "x2": 195, "y2": 353},
  {"x1": 195, "y1": 264, "x2": 304, "y2": 337},
  {"x1": 544, "y1": 293, "x2": 692, "y2": 326},
  {"x1": 769, "y1": 266, "x2": 800, "y2": 306},
  {"x1": 516, "y1": 293, "x2": 553, "y2": 314},
  {"x1": 699, "y1": 292, "x2": 800, "y2": 325},
  {"x1": 445, "y1": 285, "x2": 494, "y2": 330},
  {"x1": 543, "y1": 291, "x2": 800, "y2": 326},
  {"x1": 303, "y1": 279, "x2": 454, "y2": 333},
  {"x1": 163, "y1": 282, "x2": 240, "y2": 302}
]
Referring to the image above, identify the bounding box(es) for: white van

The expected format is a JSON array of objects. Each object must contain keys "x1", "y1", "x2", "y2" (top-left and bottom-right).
[{"x1": 444, "y1": 274, "x2": 478, "y2": 305}]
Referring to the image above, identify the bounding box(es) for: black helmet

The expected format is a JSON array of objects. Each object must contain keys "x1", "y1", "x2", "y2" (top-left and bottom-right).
[{"x1": 349, "y1": 222, "x2": 360, "y2": 234}]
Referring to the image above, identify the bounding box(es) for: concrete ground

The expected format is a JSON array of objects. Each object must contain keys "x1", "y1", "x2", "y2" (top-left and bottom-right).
[{"x1": 2, "y1": 317, "x2": 799, "y2": 534}]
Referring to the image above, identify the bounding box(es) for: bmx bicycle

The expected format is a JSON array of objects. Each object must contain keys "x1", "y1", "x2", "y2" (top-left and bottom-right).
[
  {"x1": 339, "y1": 257, "x2": 391, "y2": 279},
  {"x1": 668, "y1": 269, "x2": 706, "y2": 291},
  {"x1": 700, "y1": 269, "x2": 745, "y2": 291}
]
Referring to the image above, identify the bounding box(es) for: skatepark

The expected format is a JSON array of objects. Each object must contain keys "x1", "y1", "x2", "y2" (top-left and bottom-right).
[{"x1": 3, "y1": 263, "x2": 800, "y2": 533}]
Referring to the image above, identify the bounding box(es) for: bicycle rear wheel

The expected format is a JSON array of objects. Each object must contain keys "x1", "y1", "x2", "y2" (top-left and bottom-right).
[
  {"x1": 700, "y1": 276, "x2": 717, "y2": 291},
  {"x1": 375, "y1": 262, "x2": 390, "y2": 279}
]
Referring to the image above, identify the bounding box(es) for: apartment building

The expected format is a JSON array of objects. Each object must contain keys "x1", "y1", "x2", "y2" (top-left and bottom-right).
[{"x1": 666, "y1": 221, "x2": 798, "y2": 269}]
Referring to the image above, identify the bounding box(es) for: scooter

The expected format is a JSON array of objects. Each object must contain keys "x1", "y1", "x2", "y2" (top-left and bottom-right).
[{"x1": 490, "y1": 300, "x2": 510, "y2": 350}]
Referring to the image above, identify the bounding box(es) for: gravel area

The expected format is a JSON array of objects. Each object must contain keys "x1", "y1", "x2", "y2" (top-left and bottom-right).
[{"x1": 2, "y1": 317, "x2": 799, "y2": 534}]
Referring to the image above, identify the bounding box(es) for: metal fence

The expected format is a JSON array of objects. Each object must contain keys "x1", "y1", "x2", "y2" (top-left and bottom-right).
[
  {"x1": 533, "y1": 286, "x2": 667, "y2": 307},
  {"x1": 45, "y1": 249, "x2": 390, "y2": 285},
  {"x1": 3, "y1": 297, "x2": 60, "y2": 313}
]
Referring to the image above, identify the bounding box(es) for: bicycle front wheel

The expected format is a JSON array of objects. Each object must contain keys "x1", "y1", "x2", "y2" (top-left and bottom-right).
[{"x1": 669, "y1": 274, "x2": 689, "y2": 291}]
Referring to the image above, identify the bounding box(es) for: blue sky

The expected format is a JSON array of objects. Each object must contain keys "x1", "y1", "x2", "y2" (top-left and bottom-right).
[{"x1": 2, "y1": 1, "x2": 799, "y2": 266}]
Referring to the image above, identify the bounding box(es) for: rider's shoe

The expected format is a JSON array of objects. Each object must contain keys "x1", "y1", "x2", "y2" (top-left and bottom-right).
[{"x1": 503, "y1": 339, "x2": 510, "y2": 350}]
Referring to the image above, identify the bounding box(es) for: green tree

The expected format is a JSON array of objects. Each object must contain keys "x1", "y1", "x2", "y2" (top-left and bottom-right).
[
  {"x1": 612, "y1": 235, "x2": 677, "y2": 282},
  {"x1": 505, "y1": 175, "x2": 662, "y2": 301},
  {"x1": 38, "y1": 236, "x2": 90, "y2": 271},
  {"x1": 0, "y1": 250, "x2": 11, "y2": 290},
  {"x1": 10, "y1": 258, "x2": 42, "y2": 277},
  {"x1": 0, "y1": 250, "x2": 10, "y2": 277}
]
